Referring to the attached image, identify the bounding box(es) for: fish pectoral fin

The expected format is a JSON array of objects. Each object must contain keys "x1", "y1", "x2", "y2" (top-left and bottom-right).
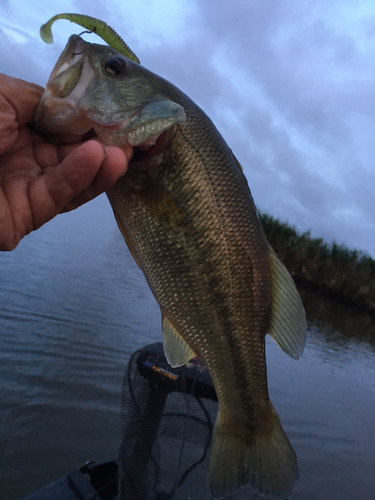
[
  {"x1": 161, "y1": 312, "x2": 196, "y2": 368},
  {"x1": 209, "y1": 404, "x2": 299, "y2": 498},
  {"x1": 112, "y1": 210, "x2": 143, "y2": 270},
  {"x1": 268, "y1": 244, "x2": 307, "y2": 360}
]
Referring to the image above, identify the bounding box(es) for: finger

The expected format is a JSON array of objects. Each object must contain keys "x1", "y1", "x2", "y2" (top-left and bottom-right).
[
  {"x1": 37, "y1": 131, "x2": 91, "y2": 146},
  {"x1": 33, "y1": 135, "x2": 85, "y2": 169},
  {"x1": 62, "y1": 145, "x2": 130, "y2": 211},
  {"x1": 57, "y1": 136, "x2": 133, "y2": 163},
  {"x1": 28, "y1": 140, "x2": 109, "y2": 228}
]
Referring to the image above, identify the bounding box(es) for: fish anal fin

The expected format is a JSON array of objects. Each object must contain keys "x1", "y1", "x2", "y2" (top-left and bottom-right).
[
  {"x1": 268, "y1": 243, "x2": 307, "y2": 360},
  {"x1": 112, "y1": 210, "x2": 142, "y2": 269},
  {"x1": 161, "y1": 313, "x2": 196, "y2": 368},
  {"x1": 209, "y1": 404, "x2": 298, "y2": 498}
]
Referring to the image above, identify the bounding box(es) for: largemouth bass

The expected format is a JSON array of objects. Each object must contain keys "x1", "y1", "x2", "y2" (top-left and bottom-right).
[{"x1": 33, "y1": 15, "x2": 306, "y2": 499}]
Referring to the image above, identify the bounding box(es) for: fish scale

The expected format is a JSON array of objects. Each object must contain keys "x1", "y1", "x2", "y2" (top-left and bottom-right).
[
  {"x1": 108, "y1": 91, "x2": 284, "y2": 481},
  {"x1": 33, "y1": 20, "x2": 306, "y2": 498}
]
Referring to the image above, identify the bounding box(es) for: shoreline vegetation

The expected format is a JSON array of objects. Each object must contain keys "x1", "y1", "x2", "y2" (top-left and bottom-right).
[{"x1": 259, "y1": 213, "x2": 375, "y2": 314}]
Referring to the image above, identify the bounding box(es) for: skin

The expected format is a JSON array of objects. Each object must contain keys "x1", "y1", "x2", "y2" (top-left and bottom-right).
[{"x1": 0, "y1": 73, "x2": 133, "y2": 251}]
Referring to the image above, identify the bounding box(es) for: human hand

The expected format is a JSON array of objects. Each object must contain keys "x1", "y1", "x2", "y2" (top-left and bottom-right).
[{"x1": 0, "y1": 73, "x2": 132, "y2": 251}]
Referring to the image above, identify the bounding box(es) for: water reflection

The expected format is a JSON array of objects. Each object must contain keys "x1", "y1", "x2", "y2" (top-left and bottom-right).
[
  {"x1": 0, "y1": 197, "x2": 374, "y2": 500},
  {"x1": 299, "y1": 285, "x2": 375, "y2": 348},
  {"x1": 265, "y1": 285, "x2": 375, "y2": 500}
]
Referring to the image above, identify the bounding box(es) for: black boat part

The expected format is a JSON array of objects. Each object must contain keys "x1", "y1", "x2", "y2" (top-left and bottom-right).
[{"x1": 20, "y1": 461, "x2": 118, "y2": 500}]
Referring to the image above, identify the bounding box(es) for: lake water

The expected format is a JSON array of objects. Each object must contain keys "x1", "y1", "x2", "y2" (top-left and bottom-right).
[{"x1": 1, "y1": 195, "x2": 374, "y2": 500}]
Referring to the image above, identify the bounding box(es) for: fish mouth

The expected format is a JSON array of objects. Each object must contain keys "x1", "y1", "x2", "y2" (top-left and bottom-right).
[
  {"x1": 33, "y1": 33, "x2": 186, "y2": 154},
  {"x1": 32, "y1": 111, "x2": 172, "y2": 164},
  {"x1": 33, "y1": 99, "x2": 169, "y2": 155},
  {"x1": 33, "y1": 95, "x2": 184, "y2": 156}
]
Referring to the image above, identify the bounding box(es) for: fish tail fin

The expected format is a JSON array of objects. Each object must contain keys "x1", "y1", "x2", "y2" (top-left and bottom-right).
[{"x1": 209, "y1": 404, "x2": 298, "y2": 499}]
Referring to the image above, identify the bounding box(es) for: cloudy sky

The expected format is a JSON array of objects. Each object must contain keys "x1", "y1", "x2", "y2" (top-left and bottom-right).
[{"x1": 1, "y1": 0, "x2": 375, "y2": 256}]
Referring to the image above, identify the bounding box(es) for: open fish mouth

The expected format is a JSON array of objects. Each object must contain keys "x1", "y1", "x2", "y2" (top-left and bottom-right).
[
  {"x1": 33, "y1": 81, "x2": 185, "y2": 152},
  {"x1": 33, "y1": 89, "x2": 185, "y2": 155},
  {"x1": 32, "y1": 34, "x2": 186, "y2": 151}
]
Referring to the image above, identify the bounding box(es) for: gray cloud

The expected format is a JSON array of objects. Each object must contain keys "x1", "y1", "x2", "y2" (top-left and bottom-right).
[
  {"x1": 182, "y1": 0, "x2": 375, "y2": 255},
  {"x1": 1, "y1": 0, "x2": 374, "y2": 255}
]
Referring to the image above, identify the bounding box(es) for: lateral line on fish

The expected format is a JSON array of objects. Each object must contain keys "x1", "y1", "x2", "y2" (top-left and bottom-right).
[
  {"x1": 179, "y1": 123, "x2": 239, "y2": 330},
  {"x1": 176, "y1": 126, "x2": 268, "y2": 408}
]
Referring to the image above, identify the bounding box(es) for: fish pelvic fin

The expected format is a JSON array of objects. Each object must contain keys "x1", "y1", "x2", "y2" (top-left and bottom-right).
[
  {"x1": 161, "y1": 312, "x2": 196, "y2": 367},
  {"x1": 209, "y1": 404, "x2": 298, "y2": 499},
  {"x1": 268, "y1": 244, "x2": 307, "y2": 360}
]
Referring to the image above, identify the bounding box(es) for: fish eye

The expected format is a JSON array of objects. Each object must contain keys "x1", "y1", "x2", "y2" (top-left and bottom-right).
[{"x1": 105, "y1": 56, "x2": 127, "y2": 76}]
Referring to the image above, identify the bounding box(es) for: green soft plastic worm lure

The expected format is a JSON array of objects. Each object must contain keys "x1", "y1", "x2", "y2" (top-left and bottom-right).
[{"x1": 40, "y1": 13, "x2": 140, "y2": 64}]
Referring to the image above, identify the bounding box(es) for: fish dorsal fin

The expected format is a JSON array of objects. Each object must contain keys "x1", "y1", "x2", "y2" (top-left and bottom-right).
[
  {"x1": 161, "y1": 313, "x2": 196, "y2": 368},
  {"x1": 268, "y1": 244, "x2": 306, "y2": 360}
]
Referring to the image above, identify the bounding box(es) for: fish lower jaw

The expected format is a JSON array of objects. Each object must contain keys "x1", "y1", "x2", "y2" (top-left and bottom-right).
[
  {"x1": 93, "y1": 125, "x2": 129, "y2": 147},
  {"x1": 87, "y1": 127, "x2": 161, "y2": 165},
  {"x1": 93, "y1": 124, "x2": 162, "y2": 150},
  {"x1": 92, "y1": 120, "x2": 172, "y2": 150}
]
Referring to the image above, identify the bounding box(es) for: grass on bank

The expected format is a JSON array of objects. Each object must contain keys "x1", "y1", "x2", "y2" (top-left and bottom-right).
[{"x1": 259, "y1": 213, "x2": 375, "y2": 313}]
